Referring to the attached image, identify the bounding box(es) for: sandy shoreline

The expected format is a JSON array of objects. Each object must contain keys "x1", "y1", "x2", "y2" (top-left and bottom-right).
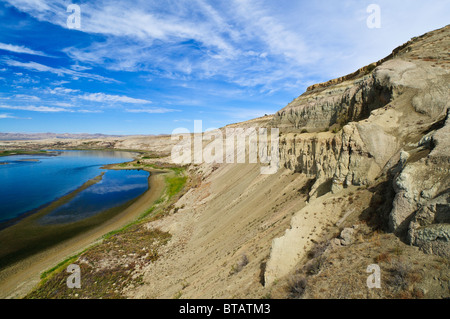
[{"x1": 0, "y1": 168, "x2": 167, "y2": 299}]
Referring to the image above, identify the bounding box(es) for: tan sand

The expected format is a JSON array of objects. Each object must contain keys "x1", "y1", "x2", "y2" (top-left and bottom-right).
[
  {"x1": 125, "y1": 163, "x2": 315, "y2": 299},
  {"x1": 0, "y1": 169, "x2": 167, "y2": 299}
]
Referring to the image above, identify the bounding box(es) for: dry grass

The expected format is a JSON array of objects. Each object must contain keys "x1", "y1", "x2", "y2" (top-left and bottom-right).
[
  {"x1": 229, "y1": 254, "x2": 249, "y2": 276},
  {"x1": 26, "y1": 225, "x2": 171, "y2": 299},
  {"x1": 375, "y1": 252, "x2": 392, "y2": 263},
  {"x1": 286, "y1": 274, "x2": 307, "y2": 299}
]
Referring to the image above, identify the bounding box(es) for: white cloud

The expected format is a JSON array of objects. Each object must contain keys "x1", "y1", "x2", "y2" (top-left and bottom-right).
[
  {"x1": 0, "y1": 0, "x2": 327, "y2": 92},
  {"x1": 48, "y1": 87, "x2": 80, "y2": 95},
  {"x1": 14, "y1": 94, "x2": 41, "y2": 101},
  {"x1": 54, "y1": 102, "x2": 75, "y2": 108},
  {"x1": 0, "y1": 102, "x2": 103, "y2": 114},
  {"x1": 2, "y1": 58, "x2": 119, "y2": 83},
  {"x1": 5, "y1": 0, "x2": 450, "y2": 95},
  {"x1": 50, "y1": 80, "x2": 70, "y2": 86},
  {"x1": 0, "y1": 113, "x2": 31, "y2": 119},
  {"x1": 126, "y1": 108, "x2": 180, "y2": 114},
  {"x1": 0, "y1": 43, "x2": 50, "y2": 57},
  {"x1": 12, "y1": 73, "x2": 40, "y2": 85},
  {"x1": 78, "y1": 109, "x2": 103, "y2": 113},
  {"x1": 80, "y1": 93, "x2": 152, "y2": 104},
  {"x1": 70, "y1": 64, "x2": 92, "y2": 71},
  {"x1": 230, "y1": 0, "x2": 313, "y2": 65},
  {"x1": 0, "y1": 104, "x2": 71, "y2": 112}
]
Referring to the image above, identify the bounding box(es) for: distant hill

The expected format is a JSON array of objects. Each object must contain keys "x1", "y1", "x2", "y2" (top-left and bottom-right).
[{"x1": 0, "y1": 133, "x2": 123, "y2": 141}]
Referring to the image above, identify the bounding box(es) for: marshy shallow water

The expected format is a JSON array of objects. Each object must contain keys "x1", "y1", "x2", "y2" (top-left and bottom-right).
[{"x1": 0, "y1": 150, "x2": 148, "y2": 225}]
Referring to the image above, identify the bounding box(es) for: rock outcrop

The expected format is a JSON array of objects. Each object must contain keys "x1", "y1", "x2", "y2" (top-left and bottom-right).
[
  {"x1": 273, "y1": 73, "x2": 392, "y2": 132},
  {"x1": 265, "y1": 25, "x2": 450, "y2": 285},
  {"x1": 276, "y1": 24, "x2": 449, "y2": 203},
  {"x1": 396, "y1": 112, "x2": 450, "y2": 257}
]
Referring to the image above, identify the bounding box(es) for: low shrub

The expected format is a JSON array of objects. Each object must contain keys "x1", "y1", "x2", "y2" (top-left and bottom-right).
[{"x1": 287, "y1": 275, "x2": 307, "y2": 299}]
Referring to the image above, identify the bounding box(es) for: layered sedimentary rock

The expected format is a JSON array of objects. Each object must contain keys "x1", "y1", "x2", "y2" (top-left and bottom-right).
[
  {"x1": 273, "y1": 74, "x2": 392, "y2": 132},
  {"x1": 265, "y1": 25, "x2": 450, "y2": 284},
  {"x1": 276, "y1": 25, "x2": 449, "y2": 201},
  {"x1": 279, "y1": 117, "x2": 400, "y2": 199}
]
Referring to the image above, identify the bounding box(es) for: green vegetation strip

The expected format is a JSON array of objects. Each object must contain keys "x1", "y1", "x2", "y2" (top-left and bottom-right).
[
  {"x1": 0, "y1": 150, "x2": 50, "y2": 157},
  {"x1": 40, "y1": 253, "x2": 83, "y2": 281},
  {"x1": 166, "y1": 173, "x2": 188, "y2": 199}
]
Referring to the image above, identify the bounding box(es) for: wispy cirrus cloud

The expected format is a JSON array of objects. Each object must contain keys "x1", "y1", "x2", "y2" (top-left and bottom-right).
[
  {"x1": 0, "y1": 42, "x2": 51, "y2": 57},
  {"x1": 0, "y1": 113, "x2": 31, "y2": 119},
  {"x1": 5, "y1": 0, "x2": 450, "y2": 85},
  {"x1": 0, "y1": 104, "x2": 70, "y2": 112},
  {"x1": 70, "y1": 64, "x2": 92, "y2": 71},
  {"x1": 2, "y1": 88, "x2": 157, "y2": 115},
  {"x1": 50, "y1": 80, "x2": 70, "y2": 86},
  {"x1": 13, "y1": 94, "x2": 41, "y2": 101},
  {"x1": 77, "y1": 109, "x2": 103, "y2": 114},
  {"x1": 0, "y1": 103, "x2": 103, "y2": 114},
  {"x1": 126, "y1": 107, "x2": 180, "y2": 114},
  {"x1": 8, "y1": 0, "x2": 308, "y2": 92},
  {"x1": 53, "y1": 102, "x2": 74, "y2": 108},
  {"x1": 1, "y1": 58, "x2": 119, "y2": 83},
  {"x1": 47, "y1": 87, "x2": 80, "y2": 95},
  {"x1": 80, "y1": 93, "x2": 152, "y2": 104}
]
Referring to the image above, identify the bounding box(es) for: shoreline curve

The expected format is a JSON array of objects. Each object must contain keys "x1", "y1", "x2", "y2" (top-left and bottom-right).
[{"x1": 0, "y1": 167, "x2": 167, "y2": 299}]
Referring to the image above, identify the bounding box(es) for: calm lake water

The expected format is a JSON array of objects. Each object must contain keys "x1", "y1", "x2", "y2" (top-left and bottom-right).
[{"x1": 0, "y1": 150, "x2": 149, "y2": 224}]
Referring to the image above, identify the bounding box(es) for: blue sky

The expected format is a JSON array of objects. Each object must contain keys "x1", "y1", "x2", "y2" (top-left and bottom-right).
[{"x1": 0, "y1": 0, "x2": 448, "y2": 135}]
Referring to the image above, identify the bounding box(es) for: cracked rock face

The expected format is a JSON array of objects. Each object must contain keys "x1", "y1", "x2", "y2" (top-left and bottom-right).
[
  {"x1": 407, "y1": 193, "x2": 450, "y2": 259},
  {"x1": 411, "y1": 224, "x2": 450, "y2": 259},
  {"x1": 393, "y1": 113, "x2": 450, "y2": 257}
]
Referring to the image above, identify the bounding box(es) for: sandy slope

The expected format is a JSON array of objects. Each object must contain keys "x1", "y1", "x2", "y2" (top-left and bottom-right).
[
  {"x1": 122, "y1": 162, "x2": 336, "y2": 298},
  {"x1": 110, "y1": 158, "x2": 376, "y2": 299}
]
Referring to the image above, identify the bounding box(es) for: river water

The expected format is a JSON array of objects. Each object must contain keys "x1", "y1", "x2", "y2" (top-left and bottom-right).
[{"x1": 0, "y1": 150, "x2": 149, "y2": 225}]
